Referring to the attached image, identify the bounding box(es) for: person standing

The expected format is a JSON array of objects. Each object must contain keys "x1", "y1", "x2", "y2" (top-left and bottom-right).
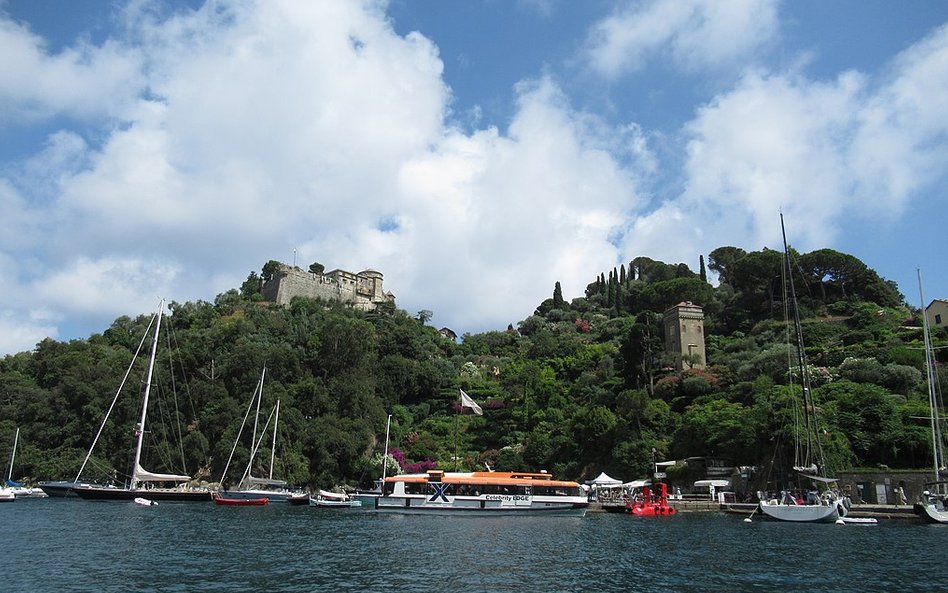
[{"x1": 894, "y1": 484, "x2": 908, "y2": 507}]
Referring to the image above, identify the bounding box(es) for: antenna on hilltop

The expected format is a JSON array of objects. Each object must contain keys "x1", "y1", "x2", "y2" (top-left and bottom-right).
[{"x1": 293, "y1": 248, "x2": 297, "y2": 267}]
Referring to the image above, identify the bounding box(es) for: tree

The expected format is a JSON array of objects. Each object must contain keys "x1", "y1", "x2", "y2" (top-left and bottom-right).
[
  {"x1": 799, "y1": 248, "x2": 865, "y2": 302},
  {"x1": 674, "y1": 399, "x2": 756, "y2": 461},
  {"x1": 553, "y1": 281, "x2": 565, "y2": 309},
  {"x1": 699, "y1": 255, "x2": 707, "y2": 283},
  {"x1": 416, "y1": 310, "x2": 433, "y2": 325},
  {"x1": 728, "y1": 248, "x2": 783, "y2": 311},
  {"x1": 240, "y1": 272, "x2": 263, "y2": 299},
  {"x1": 820, "y1": 380, "x2": 904, "y2": 466},
  {"x1": 707, "y1": 246, "x2": 747, "y2": 286},
  {"x1": 261, "y1": 260, "x2": 282, "y2": 283},
  {"x1": 309, "y1": 262, "x2": 325, "y2": 275}
]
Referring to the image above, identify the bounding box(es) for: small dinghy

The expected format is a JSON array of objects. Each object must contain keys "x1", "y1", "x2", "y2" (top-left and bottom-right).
[{"x1": 213, "y1": 494, "x2": 269, "y2": 506}]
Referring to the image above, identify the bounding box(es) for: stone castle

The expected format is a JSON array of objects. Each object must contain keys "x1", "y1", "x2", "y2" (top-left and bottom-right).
[{"x1": 261, "y1": 263, "x2": 395, "y2": 311}]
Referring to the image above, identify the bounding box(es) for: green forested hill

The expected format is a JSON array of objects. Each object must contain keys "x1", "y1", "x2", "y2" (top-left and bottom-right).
[{"x1": 0, "y1": 248, "x2": 944, "y2": 490}]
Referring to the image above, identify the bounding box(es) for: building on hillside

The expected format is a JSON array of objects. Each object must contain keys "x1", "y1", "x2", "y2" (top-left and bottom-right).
[
  {"x1": 261, "y1": 263, "x2": 395, "y2": 310},
  {"x1": 663, "y1": 301, "x2": 706, "y2": 370},
  {"x1": 926, "y1": 299, "x2": 948, "y2": 329}
]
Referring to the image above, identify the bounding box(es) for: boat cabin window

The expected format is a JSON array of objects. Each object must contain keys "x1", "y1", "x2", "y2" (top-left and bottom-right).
[
  {"x1": 533, "y1": 485, "x2": 581, "y2": 496},
  {"x1": 475, "y1": 484, "x2": 529, "y2": 496},
  {"x1": 406, "y1": 482, "x2": 427, "y2": 495}
]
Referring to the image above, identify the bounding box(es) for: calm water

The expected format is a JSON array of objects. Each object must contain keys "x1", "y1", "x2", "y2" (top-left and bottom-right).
[{"x1": 5, "y1": 500, "x2": 946, "y2": 592}]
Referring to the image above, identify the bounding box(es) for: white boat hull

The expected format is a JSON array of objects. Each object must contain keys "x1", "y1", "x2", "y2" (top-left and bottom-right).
[
  {"x1": 374, "y1": 494, "x2": 588, "y2": 515},
  {"x1": 915, "y1": 499, "x2": 948, "y2": 524},
  {"x1": 219, "y1": 489, "x2": 303, "y2": 502},
  {"x1": 352, "y1": 492, "x2": 380, "y2": 506},
  {"x1": 758, "y1": 500, "x2": 841, "y2": 523},
  {"x1": 310, "y1": 497, "x2": 362, "y2": 508}
]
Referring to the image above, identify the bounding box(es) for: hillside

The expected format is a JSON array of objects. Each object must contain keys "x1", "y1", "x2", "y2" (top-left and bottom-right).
[{"x1": 0, "y1": 247, "x2": 944, "y2": 491}]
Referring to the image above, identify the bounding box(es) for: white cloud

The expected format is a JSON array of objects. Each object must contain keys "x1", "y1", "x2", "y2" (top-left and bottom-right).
[
  {"x1": 0, "y1": 0, "x2": 652, "y2": 353},
  {"x1": 33, "y1": 256, "x2": 180, "y2": 316},
  {"x1": 309, "y1": 76, "x2": 650, "y2": 330},
  {"x1": 0, "y1": 15, "x2": 143, "y2": 123},
  {"x1": 1, "y1": 1, "x2": 947, "y2": 356},
  {"x1": 849, "y1": 23, "x2": 948, "y2": 212},
  {"x1": 585, "y1": 0, "x2": 779, "y2": 78},
  {"x1": 630, "y1": 24, "x2": 948, "y2": 266},
  {"x1": 0, "y1": 310, "x2": 58, "y2": 354}
]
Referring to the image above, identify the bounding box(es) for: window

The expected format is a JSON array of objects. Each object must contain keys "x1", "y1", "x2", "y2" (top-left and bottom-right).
[{"x1": 936, "y1": 313, "x2": 942, "y2": 325}]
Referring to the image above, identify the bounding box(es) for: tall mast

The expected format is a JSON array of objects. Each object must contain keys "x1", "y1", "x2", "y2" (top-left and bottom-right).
[
  {"x1": 780, "y1": 214, "x2": 824, "y2": 474},
  {"x1": 269, "y1": 399, "x2": 280, "y2": 481},
  {"x1": 7, "y1": 427, "x2": 18, "y2": 483},
  {"x1": 918, "y1": 269, "x2": 944, "y2": 483},
  {"x1": 131, "y1": 300, "x2": 163, "y2": 490},
  {"x1": 252, "y1": 367, "x2": 265, "y2": 460},
  {"x1": 381, "y1": 414, "x2": 392, "y2": 486}
]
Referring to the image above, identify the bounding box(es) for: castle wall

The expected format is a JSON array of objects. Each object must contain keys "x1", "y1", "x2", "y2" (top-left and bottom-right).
[{"x1": 262, "y1": 264, "x2": 393, "y2": 310}]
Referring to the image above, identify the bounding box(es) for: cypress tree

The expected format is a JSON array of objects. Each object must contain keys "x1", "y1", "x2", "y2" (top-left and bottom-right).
[
  {"x1": 553, "y1": 281, "x2": 565, "y2": 309},
  {"x1": 699, "y1": 255, "x2": 707, "y2": 283}
]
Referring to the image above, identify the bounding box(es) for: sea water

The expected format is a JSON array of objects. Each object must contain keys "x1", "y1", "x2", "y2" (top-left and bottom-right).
[{"x1": 4, "y1": 500, "x2": 946, "y2": 593}]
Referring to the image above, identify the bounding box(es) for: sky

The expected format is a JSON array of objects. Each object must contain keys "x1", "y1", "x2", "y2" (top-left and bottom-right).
[{"x1": 1, "y1": 0, "x2": 947, "y2": 355}]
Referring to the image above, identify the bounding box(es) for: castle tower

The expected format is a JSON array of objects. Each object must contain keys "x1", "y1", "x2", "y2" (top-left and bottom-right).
[{"x1": 663, "y1": 301, "x2": 706, "y2": 370}]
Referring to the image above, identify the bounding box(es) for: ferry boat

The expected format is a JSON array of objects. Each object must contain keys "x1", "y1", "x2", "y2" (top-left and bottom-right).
[{"x1": 373, "y1": 469, "x2": 588, "y2": 515}]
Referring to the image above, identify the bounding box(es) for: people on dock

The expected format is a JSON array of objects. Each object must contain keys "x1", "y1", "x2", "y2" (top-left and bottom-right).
[{"x1": 894, "y1": 485, "x2": 908, "y2": 507}]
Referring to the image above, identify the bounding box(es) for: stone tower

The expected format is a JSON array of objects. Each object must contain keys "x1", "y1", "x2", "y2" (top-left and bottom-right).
[{"x1": 663, "y1": 301, "x2": 706, "y2": 370}]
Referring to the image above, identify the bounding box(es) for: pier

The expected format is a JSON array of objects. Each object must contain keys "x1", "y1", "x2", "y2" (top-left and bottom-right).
[{"x1": 589, "y1": 500, "x2": 923, "y2": 520}]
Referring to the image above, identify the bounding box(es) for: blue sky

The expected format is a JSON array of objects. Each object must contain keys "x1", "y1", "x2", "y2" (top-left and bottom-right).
[{"x1": 1, "y1": 0, "x2": 947, "y2": 355}]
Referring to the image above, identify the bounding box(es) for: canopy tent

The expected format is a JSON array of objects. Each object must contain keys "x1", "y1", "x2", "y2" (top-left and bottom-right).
[
  {"x1": 586, "y1": 472, "x2": 624, "y2": 502},
  {"x1": 694, "y1": 479, "x2": 730, "y2": 489},
  {"x1": 694, "y1": 479, "x2": 730, "y2": 500},
  {"x1": 587, "y1": 472, "x2": 622, "y2": 486}
]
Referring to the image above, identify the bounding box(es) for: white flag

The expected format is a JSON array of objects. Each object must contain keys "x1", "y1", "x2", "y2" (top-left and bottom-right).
[{"x1": 459, "y1": 389, "x2": 483, "y2": 415}]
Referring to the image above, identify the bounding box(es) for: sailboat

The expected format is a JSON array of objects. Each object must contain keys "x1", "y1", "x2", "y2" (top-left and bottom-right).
[
  {"x1": 757, "y1": 215, "x2": 851, "y2": 523},
  {"x1": 4, "y1": 428, "x2": 47, "y2": 498},
  {"x1": 913, "y1": 270, "x2": 948, "y2": 523},
  {"x1": 71, "y1": 301, "x2": 211, "y2": 502},
  {"x1": 219, "y1": 368, "x2": 304, "y2": 502}
]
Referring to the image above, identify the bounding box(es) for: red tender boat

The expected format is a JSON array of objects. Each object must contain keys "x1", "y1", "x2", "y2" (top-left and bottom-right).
[
  {"x1": 213, "y1": 493, "x2": 269, "y2": 506},
  {"x1": 626, "y1": 482, "x2": 677, "y2": 516}
]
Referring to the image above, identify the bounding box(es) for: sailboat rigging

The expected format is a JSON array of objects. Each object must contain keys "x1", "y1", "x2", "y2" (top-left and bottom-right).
[
  {"x1": 70, "y1": 300, "x2": 211, "y2": 501},
  {"x1": 757, "y1": 214, "x2": 852, "y2": 523},
  {"x1": 219, "y1": 367, "x2": 304, "y2": 502},
  {"x1": 913, "y1": 269, "x2": 948, "y2": 523},
  {"x1": 3, "y1": 428, "x2": 45, "y2": 498}
]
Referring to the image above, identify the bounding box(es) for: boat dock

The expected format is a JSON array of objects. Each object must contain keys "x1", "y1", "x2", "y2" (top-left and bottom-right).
[{"x1": 590, "y1": 500, "x2": 923, "y2": 520}]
